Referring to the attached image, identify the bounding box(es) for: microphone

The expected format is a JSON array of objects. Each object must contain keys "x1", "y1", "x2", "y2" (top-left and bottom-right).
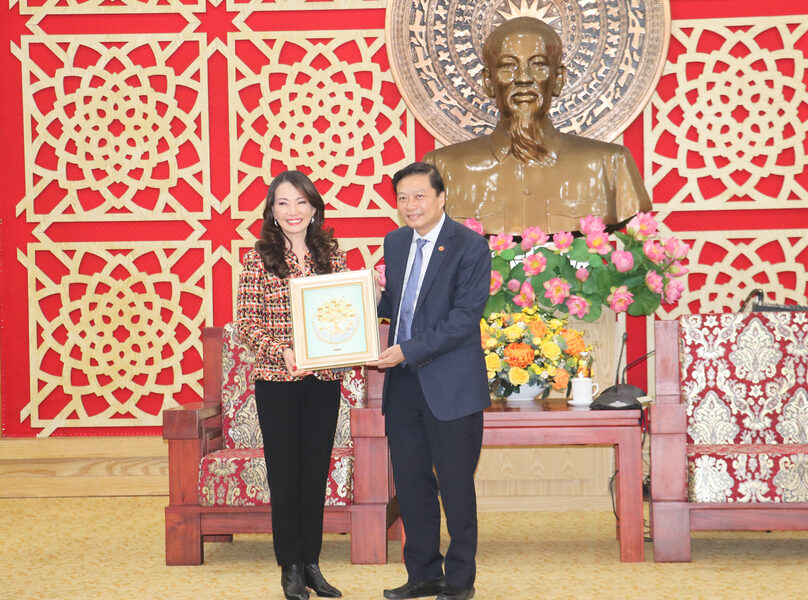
[
  {"x1": 613, "y1": 332, "x2": 627, "y2": 386},
  {"x1": 621, "y1": 350, "x2": 655, "y2": 384},
  {"x1": 591, "y1": 331, "x2": 645, "y2": 410}
]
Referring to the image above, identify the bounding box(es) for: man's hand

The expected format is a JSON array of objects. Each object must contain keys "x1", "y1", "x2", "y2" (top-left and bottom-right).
[
  {"x1": 373, "y1": 268, "x2": 383, "y2": 305},
  {"x1": 367, "y1": 344, "x2": 405, "y2": 369},
  {"x1": 282, "y1": 347, "x2": 314, "y2": 378}
]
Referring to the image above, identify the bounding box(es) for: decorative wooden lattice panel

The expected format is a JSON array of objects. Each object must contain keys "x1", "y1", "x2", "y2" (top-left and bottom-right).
[{"x1": 1, "y1": 0, "x2": 806, "y2": 436}]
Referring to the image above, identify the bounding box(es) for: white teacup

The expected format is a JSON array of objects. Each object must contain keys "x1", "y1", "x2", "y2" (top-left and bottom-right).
[{"x1": 570, "y1": 377, "x2": 600, "y2": 406}]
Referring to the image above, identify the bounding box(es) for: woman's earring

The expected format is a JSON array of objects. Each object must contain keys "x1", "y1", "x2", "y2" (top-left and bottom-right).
[
  {"x1": 311, "y1": 216, "x2": 315, "y2": 225},
  {"x1": 273, "y1": 218, "x2": 278, "y2": 226}
]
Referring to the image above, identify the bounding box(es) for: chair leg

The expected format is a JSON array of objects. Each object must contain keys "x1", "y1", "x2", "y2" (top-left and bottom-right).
[
  {"x1": 350, "y1": 505, "x2": 389, "y2": 564},
  {"x1": 165, "y1": 508, "x2": 204, "y2": 565},
  {"x1": 651, "y1": 502, "x2": 691, "y2": 562}
]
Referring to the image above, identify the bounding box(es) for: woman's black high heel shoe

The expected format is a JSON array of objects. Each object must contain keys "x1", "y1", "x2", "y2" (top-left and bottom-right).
[
  {"x1": 303, "y1": 563, "x2": 342, "y2": 598},
  {"x1": 281, "y1": 563, "x2": 310, "y2": 600}
]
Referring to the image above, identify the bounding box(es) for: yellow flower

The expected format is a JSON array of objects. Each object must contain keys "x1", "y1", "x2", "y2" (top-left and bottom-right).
[
  {"x1": 484, "y1": 337, "x2": 499, "y2": 349},
  {"x1": 547, "y1": 365, "x2": 557, "y2": 377},
  {"x1": 503, "y1": 324, "x2": 523, "y2": 341},
  {"x1": 527, "y1": 364, "x2": 540, "y2": 375},
  {"x1": 485, "y1": 352, "x2": 503, "y2": 371},
  {"x1": 540, "y1": 340, "x2": 561, "y2": 361},
  {"x1": 487, "y1": 370, "x2": 495, "y2": 380},
  {"x1": 508, "y1": 367, "x2": 530, "y2": 386}
]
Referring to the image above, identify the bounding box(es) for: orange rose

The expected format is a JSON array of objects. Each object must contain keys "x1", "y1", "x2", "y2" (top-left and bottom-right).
[
  {"x1": 561, "y1": 329, "x2": 586, "y2": 356},
  {"x1": 529, "y1": 320, "x2": 547, "y2": 337},
  {"x1": 504, "y1": 342, "x2": 534, "y2": 369},
  {"x1": 552, "y1": 368, "x2": 570, "y2": 391}
]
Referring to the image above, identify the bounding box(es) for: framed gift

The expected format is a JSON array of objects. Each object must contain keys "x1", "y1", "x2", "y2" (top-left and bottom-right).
[{"x1": 289, "y1": 269, "x2": 380, "y2": 370}]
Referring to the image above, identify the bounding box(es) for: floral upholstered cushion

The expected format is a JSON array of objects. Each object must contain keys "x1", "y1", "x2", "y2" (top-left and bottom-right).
[
  {"x1": 679, "y1": 311, "x2": 808, "y2": 502},
  {"x1": 202, "y1": 323, "x2": 364, "y2": 506},
  {"x1": 220, "y1": 322, "x2": 366, "y2": 450},
  {"x1": 198, "y1": 446, "x2": 355, "y2": 507},
  {"x1": 679, "y1": 312, "x2": 808, "y2": 445},
  {"x1": 688, "y1": 447, "x2": 808, "y2": 503}
]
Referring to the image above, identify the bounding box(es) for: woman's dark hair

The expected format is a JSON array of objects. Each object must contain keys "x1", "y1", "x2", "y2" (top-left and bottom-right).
[{"x1": 255, "y1": 170, "x2": 338, "y2": 278}]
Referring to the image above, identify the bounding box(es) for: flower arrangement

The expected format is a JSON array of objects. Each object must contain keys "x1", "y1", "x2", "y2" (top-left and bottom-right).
[
  {"x1": 465, "y1": 213, "x2": 690, "y2": 322},
  {"x1": 482, "y1": 306, "x2": 590, "y2": 398}
]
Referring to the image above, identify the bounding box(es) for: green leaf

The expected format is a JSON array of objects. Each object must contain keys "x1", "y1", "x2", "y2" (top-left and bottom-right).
[
  {"x1": 500, "y1": 248, "x2": 516, "y2": 261},
  {"x1": 617, "y1": 272, "x2": 644, "y2": 289},
  {"x1": 583, "y1": 301, "x2": 603, "y2": 322},
  {"x1": 614, "y1": 231, "x2": 635, "y2": 246},
  {"x1": 589, "y1": 254, "x2": 606, "y2": 269},
  {"x1": 483, "y1": 293, "x2": 505, "y2": 318},
  {"x1": 628, "y1": 287, "x2": 661, "y2": 316},
  {"x1": 581, "y1": 275, "x2": 599, "y2": 295},
  {"x1": 568, "y1": 238, "x2": 592, "y2": 263},
  {"x1": 491, "y1": 255, "x2": 510, "y2": 278}
]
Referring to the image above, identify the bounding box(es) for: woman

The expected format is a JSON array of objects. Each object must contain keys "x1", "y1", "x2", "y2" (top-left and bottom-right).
[{"x1": 237, "y1": 170, "x2": 345, "y2": 600}]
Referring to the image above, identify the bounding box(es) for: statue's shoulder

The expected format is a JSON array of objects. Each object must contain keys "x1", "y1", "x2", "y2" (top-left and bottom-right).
[
  {"x1": 559, "y1": 132, "x2": 628, "y2": 158},
  {"x1": 423, "y1": 136, "x2": 493, "y2": 170}
]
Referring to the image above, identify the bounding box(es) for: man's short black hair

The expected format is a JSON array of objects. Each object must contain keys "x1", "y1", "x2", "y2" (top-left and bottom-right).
[{"x1": 392, "y1": 162, "x2": 445, "y2": 196}]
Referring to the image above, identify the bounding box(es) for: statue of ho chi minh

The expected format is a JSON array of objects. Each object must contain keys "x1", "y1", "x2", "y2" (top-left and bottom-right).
[{"x1": 424, "y1": 17, "x2": 652, "y2": 235}]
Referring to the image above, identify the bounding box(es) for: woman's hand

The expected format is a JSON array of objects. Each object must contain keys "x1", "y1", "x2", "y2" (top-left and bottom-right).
[{"x1": 283, "y1": 347, "x2": 313, "y2": 378}]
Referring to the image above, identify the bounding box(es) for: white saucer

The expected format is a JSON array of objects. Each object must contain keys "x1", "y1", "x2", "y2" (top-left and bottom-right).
[{"x1": 566, "y1": 398, "x2": 593, "y2": 407}]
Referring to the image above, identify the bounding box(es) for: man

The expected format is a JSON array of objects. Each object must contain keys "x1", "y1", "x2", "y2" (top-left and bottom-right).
[
  {"x1": 368, "y1": 162, "x2": 490, "y2": 600},
  {"x1": 424, "y1": 17, "x2": 651, "y2": 235}
]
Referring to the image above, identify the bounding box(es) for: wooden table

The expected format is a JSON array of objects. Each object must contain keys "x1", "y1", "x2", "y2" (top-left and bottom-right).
[{"x1": 484, "y1": 398, "x2": 644, "y2": 562}]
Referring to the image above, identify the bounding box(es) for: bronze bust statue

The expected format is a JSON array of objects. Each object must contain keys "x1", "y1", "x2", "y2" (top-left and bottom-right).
[{"x1": 424, "y1": 17, "x2": 652, "y2": 235}]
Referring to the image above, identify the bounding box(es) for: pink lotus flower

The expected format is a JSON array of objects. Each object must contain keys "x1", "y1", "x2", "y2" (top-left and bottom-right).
[
  {"x1": 464, "y1": 217, "x2": 484, "y2": 235},
  {"x1": 645, "y1": 270, "x2": 664, "y2": 294},
  {"x1": 543, "y1": 277, "x2": 571, "y2": 305},
  {"x1": 507, "y1": 278, "x2": 521, "y2": 293},
  {"x1": 668, "y1": 261, "x2": 689, "y2": 277},
  {"x1": 521, "y1": 226, "x2": 549, "y2": 251},
  {"x1": 576, "y1": 267, "x2": 590, "y2": 282},
  {"x1": 513, "y1": 281, "x2": 536, "y2": 307},
  {"x1": 489, "y1": 233, "x2": 516, "y2": 252},
  {"x1": 663, "y1": 237, "x2": 690, "y2": 261},
  {"x1": 607, "y1": 286, "x2": 634, "y2": 313},
  {"x1": 611, "y1": 250, "x2": 634, "y2": 273},
  {"x1": 522, "y1": 253, "x2": 547, "y2": 276},
  {"x1": 566, "y1": 295, "x2": 590, "y2": 318},
  {"x1": 664, "y1": 278, "x2": 685, "y2": 304},
  {"x1": 643, "y1": 240, "x2": 666, "y2": 264},
  {"x1": 374, "y1": 264, "x2": 386, "y2": 288},
  {"x1": 490, "y1": 270, "x2": 503, "y2": 294},
  {"x1": 579, "y1": 215, "x2": 606, "y2": 235},
  {"x1": 553, "y1": 231, "x2": 573, "y2": 253},
  {"x1": 586, "y1": 231, "x2": 611, "y2": 256},
  {"x1": 626, "y1": 212, "x2": 658, "y2": 241}
]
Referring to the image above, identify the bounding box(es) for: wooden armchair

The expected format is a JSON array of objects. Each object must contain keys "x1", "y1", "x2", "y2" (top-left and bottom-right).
[
  {"x1": 163, "y1": 323, "x2": 398, "y2": 565},
  {"x1": 650, "y1": 311, "x2": 808, "y2": 561}
]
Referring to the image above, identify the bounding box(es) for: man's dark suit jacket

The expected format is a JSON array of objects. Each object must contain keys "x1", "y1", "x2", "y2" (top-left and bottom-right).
[{"x1": 377, "y1": 216, "x2": 492, "y2": 421}]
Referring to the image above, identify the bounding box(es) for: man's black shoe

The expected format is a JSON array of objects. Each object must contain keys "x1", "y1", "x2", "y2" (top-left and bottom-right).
[
  {"x1": 383, "y1": 576, "x2": 446, "y2": 599},
  {"x1": 436, "y1": 586, "x2": 475, "y2": 600}
]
